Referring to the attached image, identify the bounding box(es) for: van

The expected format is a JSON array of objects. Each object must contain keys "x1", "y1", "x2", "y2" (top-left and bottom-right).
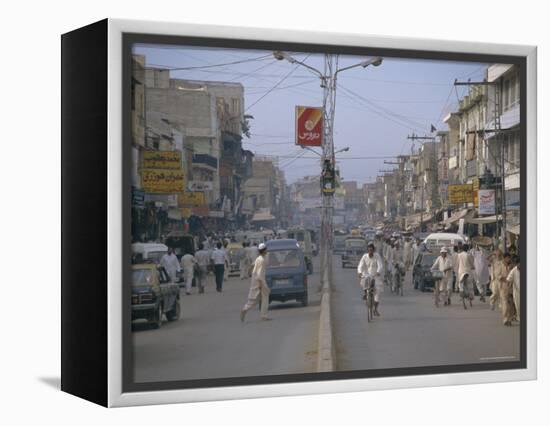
[
  {"x1": 423, "y1": 232, "x2": 466, "y2": 251},
  {"x1": 287, "y1": 227, "x2": 314, "y2": 274},
  {"x1": 131, "y1": 242, "x2": 168, "y2": 264},
  {"x1": 265, "y1": 239, "x2": 308, "y2": 306}
]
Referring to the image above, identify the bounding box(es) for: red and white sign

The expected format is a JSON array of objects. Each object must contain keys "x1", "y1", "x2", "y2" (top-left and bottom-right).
[
  {"x1": 295, "y1": 106, "x2": 323, "y2": 146},
  {"x1": 478, "y1": 189, "x2": 496, "y2": 215}
]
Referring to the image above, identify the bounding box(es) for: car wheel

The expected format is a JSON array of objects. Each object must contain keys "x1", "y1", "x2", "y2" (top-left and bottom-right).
[
  {"x1": 419, "y1": 280, "x2": 425, "y2": 292},
  {"x1": 152, "y1": 304, "x2": 163, "y2": 329},
  {"x1": 166, "y1": 298, "x2": 180, "y2": 321}
]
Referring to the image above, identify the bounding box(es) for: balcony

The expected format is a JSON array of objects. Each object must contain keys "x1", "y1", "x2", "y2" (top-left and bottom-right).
[{"x1": 192, "y1": 154, "x2": 218, "y2": 170}]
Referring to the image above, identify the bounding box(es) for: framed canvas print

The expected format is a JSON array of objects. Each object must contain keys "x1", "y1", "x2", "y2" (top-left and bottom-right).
[{"x1": 61, "y1": 18, "x2": 537, "y2": 407}]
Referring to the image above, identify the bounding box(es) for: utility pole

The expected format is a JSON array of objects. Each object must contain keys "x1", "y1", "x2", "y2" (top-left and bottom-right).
[
  {"x1": 274, "y1": 51, "x2": 382, "y2": 292},
  {"x1": 454, "y1": 79, "x2": 507, "y2": 249}
]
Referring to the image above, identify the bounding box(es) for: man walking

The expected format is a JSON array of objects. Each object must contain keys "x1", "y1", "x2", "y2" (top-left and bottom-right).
[
  {"x1": 500, "y1": 253, "x2": 515, "y2": 326},
  {"x1": 507, "y1": 257, "x2": 520, "y2": 323},
  {"x1": 211, "y1": 242, "x2": 228, "y2": 292},
  {"x1": 194, "y1": 243, "x2": 210, "y2": 294},
  {"x1": 240, "y1": 243, "x2": 271, "y2": 321},
  {"x1": 472, "y1": 244, "x2": 490, "y2": 302},
  {"x1": 240, "y1": 242, "x2": 250, "y2": 280},
  {"x1": 180, "y1": 250, "x2": 197, "y2": 295},
  {"x1": 160, "y1": 247, "x2": 181, "y2": 284},
  {"x1": 432, "y1": 247, "x2": 453, "y2": 306},
  {"x1": 488, "y1": 248, "x2": 504, "y2": 311}
]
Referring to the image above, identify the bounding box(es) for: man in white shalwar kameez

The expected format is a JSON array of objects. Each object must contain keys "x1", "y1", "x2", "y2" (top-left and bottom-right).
[
  {"x1": 160, "y1": 247, "x2": 181, "y2": 284},
  {"x1": 472, "y1": 245, "x2": 490, "y2": 302},
  {"x1": 357, "y1": 243, "x2": 384, "y2": 316},
  {"x1": 239, "y1": 242, "x2": 250, "y2": 280},
  {"x1": 403, "y1": 237, "x2": 412, "y2": 270},
  {"x1": 240, "y1": 243, "x2": 271, "y2": 321},
  {"x1": 456, "y1": 244, "x2": 475, "y2": 303},
  {"x1": 180, "y1": 251, "x2": 197, "y2": 295},
  {"x1": 431, "y1": 247, "x2": 453, "y2": 306},
  {"x1": 507, "y1": 259, "x2": 520, "y2": 323}
]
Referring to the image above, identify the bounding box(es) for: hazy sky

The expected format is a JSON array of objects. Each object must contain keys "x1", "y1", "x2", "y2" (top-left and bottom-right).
[{"x1": 134, "y1": 44, "x2": 487, "y2": 185}]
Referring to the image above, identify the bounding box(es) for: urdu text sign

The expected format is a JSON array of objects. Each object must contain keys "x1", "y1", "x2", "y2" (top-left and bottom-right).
[
  {"x1": 448, "y1": 184, "x2": 474, "y2": 204},
  {"x1": 142, "y1": 169, "x2": 185, "y2": 193},
  {"x1": 295, "y1": 106, "x2": 323, "y2": 146},
  {"x1": 143, "y1": 151, "x2": 182, "y2": 169}
]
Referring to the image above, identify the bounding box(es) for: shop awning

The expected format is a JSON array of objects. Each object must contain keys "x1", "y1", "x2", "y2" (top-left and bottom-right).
[
  {"x1": 442, "y1": 209, "x2": 475, "y2": 225},
  {"x1": 251, "y1": 212, "x2": 276, "y2": 222},
  {"x1": 466, "y1": 215, "x2": 502, "y2": 225},
  {"x1": 507, "y1": 224, "x2": 520, "y2": 235}
]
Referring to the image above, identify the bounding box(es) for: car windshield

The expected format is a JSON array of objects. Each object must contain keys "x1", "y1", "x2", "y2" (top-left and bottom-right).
[
  {"x1": 289, "y1": 232, "x2": 304, "y2": 241},
  {"x1": 421, "y1": 255, "x2": 438, "y2": 266},
  {"x1": 132, "y1": 268, "x2": 153, "y2": 286},
  {"x1": 147, "y1": 251, "x2": 166, "y2": 263},
  {"x1": 266, "y1": 250, "x2": 302, "y2": 269},
  {"x1": 346, "y1": 240, "x2": 365, "y2": 248}
]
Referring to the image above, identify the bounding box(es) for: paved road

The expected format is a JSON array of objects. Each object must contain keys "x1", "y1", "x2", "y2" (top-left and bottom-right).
[
  {"x1": 331, "y1": 255, "x2": 520, "y2": 371},
  {"x1": 132, "y1": 257, "x2": 321, "y2": 383}
]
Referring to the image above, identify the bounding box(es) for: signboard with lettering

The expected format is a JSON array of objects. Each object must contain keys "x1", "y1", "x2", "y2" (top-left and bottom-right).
[
  {"x1": 478, "y1": 189, "x2": 496, "y2": 215},
  {"x1": 448, "y1": 184, "x2": 474, "y2": 204},
  {"x1": 143, "y1": 151, "x2": 182, "y2": 169},
  {"x1": 295, "y1": 106, "x2": 323, "y2": 146},
  {"x1": 141, "y1": 169, "x2": 185, "y2": 193},
  {"x1": 187, "y1": 180, "x2": 213, "y2": 191},
  {"x1": 177, "y1": 191, "x2": 205, "y2": 207}
]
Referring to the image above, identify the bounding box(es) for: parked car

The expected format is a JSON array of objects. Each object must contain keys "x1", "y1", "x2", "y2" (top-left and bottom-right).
[
  {"x1": 412, "y1": 252, "x2": 439, "y2": 292},
  {"x1": 226, "y1": 242, "x2": 245, "y2": 276},
  {"x1": 265, "y1": 239, "x2": 308, "y2": 307},
  {"x1": 341, "y1": 237, "x2": 367, "y2": 268},
  {"x1": 286, "y1": 227, "x2": 314, "y2": 274},
  {"x1": 131, "y1": 263, "x2": 181, "y2": 328},
  {"x1": 131, "y1": 242, "x2": 168, "y2": 264}
]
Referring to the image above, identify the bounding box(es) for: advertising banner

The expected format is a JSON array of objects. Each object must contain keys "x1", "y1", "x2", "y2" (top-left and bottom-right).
[
  {"x1": 178, "y1": 191, "x2": 205, "y2": 207},
  {"x1": 295, "y1": 106, "x2": 323, "y2": 146},
  {"x1": 448, "y1": 184, "x2": 474, "y2": 204},
  {"x1": 143, "y1": 151, "x2": 182, "y2": 169},
  {"x1": 141, "y1": 169, "x2": 186, "y2": 193},
  {"x1": 187, "y1": 180, "x2": 213, "y2": 191},
  {"x1": 478, "y1": 189, "x2": 496, "y2": 215}
]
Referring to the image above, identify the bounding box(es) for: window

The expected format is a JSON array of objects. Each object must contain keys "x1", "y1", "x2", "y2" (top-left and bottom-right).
[{"x1": 231, "y1": 98, "x2": 240, "y2": 115}]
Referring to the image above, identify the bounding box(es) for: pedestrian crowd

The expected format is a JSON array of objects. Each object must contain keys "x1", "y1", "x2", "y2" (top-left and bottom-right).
[{"x1": 357, "y1": 231, "x2": 520, "y2": 326}]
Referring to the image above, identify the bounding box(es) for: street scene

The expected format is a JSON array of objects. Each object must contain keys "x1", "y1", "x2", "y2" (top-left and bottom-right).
[{"x1": 129, "y1": 44, "x2": 521, "y2": 383}]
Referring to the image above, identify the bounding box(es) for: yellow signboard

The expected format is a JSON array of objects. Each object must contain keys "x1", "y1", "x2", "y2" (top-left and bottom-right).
[
  {"x1": 472, "y1": 177, "x2": 480, "y2": 191},
  {"x1": 178, "y1": 191, "x2": 205, "y2": 207},
  {"x1": 180, "y1": 208, "x2": 192, "y2": 219},
  {"x1": 143, "y1": 151, "x2": 181, "y2": 169},
  {"x1": 448, "y1": 184, "x2": 474, "y2": 204},
  {"x1": 141, "y1": 169, "x2": 185, "y2": 193}
]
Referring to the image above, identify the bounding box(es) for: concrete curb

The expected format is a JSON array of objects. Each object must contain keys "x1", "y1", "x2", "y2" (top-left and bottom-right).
[{"x1": 317, "y1": 288, "x2": 335, "y2": 372}]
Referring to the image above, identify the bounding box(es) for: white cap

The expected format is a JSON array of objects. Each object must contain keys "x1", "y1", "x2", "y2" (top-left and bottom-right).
[
  {"x1": 440, "y1": 247, "x2": 448, "y2": 253},
  {"x1": 258, "y1": 243, "x2": 267, "y2": 251}
]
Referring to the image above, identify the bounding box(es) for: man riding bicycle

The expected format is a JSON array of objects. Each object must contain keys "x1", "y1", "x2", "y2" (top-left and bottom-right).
[{"x1": 357, "y1": 243, "x2": 384, "y2": 316}]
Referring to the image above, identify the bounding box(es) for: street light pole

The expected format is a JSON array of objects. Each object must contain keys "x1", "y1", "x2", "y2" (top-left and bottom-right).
[{"x1": 274, "y1": 52, "x2": 382, "y2": 292}]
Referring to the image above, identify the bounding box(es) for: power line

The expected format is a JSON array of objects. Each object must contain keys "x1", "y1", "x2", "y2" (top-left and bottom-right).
[
  {"x1": 245, "y1": 54, "x2": 311, "y2": 112},
  {"x1": 146, "y1": 54, "x2": 272, "y2": 71}
]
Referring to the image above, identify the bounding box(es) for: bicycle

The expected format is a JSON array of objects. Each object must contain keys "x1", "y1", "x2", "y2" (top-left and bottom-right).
[
  {"x1": 392, "y1": 262, "x2": 405, "y2": 296},
  {"x1": 459, "y1": 273, "x2": 474, "y2": 310},
  {"x1": 363, "y1": 275, "x2": 376, "y2": 322}
]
